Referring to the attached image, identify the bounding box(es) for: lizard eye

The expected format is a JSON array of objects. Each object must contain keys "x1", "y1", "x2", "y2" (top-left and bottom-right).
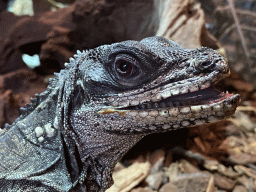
[
  {"x1": 115, "y1": 59, "x2": 133, "y2": 77},
  {"x1": 108, "y1": 54, "x2": 144, "y2": 87},
  {"x1": 114, "y1": 55, "x2": 140, "y2": 78}
]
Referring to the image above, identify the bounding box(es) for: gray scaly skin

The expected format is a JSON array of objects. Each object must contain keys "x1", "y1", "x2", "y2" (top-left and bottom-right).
[{"x1": 0, "y1": 36, "x2": 240, "y2": 191}]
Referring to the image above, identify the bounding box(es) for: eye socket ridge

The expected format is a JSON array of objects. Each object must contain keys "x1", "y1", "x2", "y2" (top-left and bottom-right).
[{"x1": 114, "y1": 55, "x2": 140, "y2": 78}]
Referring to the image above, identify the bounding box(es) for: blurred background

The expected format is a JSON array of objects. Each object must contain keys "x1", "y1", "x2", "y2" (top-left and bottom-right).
[{"x1": 0, "y1": 0, "x2": 255, "y2": 191}]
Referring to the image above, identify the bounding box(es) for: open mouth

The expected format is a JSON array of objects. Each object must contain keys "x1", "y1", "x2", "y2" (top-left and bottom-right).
[
  {"x1": 100, "y1": 81, "x2": 240, "y2": 129},
  {"x1": 120, "y1": 86, "x2": 239, "y2": 110}
]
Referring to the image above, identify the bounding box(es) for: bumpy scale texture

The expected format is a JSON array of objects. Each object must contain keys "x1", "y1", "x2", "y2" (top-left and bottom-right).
[{"x1": 0, "y1": 36, "x2": 240, "y2": 191}]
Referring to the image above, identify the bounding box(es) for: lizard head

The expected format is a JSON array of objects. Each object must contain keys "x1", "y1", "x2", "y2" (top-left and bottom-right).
[
  {"x1": 62, "y1": 36, "x2": 240, "y2": 190},
  {"x1": 70, "y1": 36, "x2": 240, "y2": 134}
]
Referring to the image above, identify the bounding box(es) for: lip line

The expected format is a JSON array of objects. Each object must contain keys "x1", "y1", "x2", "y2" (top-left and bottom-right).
[{"x1": 117, "y1": 86, "x2": 239, "y2": 111}]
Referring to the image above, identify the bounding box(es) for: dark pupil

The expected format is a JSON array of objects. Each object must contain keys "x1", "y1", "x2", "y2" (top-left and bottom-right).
[
  {"x1": 115, "y1": 59, "x2": 133, "y2": 77},
  {"x1": 119, "y1": 61, "x2": 129, "y2": 72}
]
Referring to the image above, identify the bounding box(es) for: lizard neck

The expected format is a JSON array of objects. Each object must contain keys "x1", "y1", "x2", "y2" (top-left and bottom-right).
[{"x1": 70, "y1": 112, "x2": 145, "y2": 191}]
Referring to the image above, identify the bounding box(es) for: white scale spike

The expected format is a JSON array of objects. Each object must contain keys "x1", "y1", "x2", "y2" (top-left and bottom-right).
[{"x1": 69, "y1": 58, "x2": 75, "y2": 63}]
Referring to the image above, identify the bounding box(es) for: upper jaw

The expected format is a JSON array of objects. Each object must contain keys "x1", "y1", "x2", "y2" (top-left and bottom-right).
[{"x1": 106, "y1": 72, "x2": 232, "y2": 110}]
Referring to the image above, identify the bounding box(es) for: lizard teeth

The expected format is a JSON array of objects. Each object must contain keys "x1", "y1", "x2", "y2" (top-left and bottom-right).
[
  {"x1": 171, "y1": 89, "x2": 180, "y2": 95},
  {"x1": 200, "y1": 81, "x2": 211, "y2": 89},
  {"x1": 180, "y1": 88, "x2": 188, "y2": 94},
  {"x1": 110, "y1": 82, "x2": 233, "y2": 109},
  {"x1": 130, "y1": 100, "x2": 140, "y2": 106},
  {"x1": 180, "y1": 107, "x2": 190, "y2": 114},
  {"x1": 191, "y1": 105, "x2": 202, "y2": 112},
  {"x1": 159, "y1": 91, "x2": 172, "y2": 99},
  {"x1": 189, "y1": 85, "x2": 199, "y2": 92}
]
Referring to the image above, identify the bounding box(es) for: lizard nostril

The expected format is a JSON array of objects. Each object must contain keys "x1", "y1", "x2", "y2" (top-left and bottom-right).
[
  {"x1": 197, "y1": 61, "x2": 215, "y2": 71},
  {"x1": 201, "y1": 61, "x2": 211, "y2": 67}
]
